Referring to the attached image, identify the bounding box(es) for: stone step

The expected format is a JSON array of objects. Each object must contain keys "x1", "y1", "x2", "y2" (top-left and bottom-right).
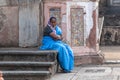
[
  {"x1": 0, "y1": 61, "x2": 56, "y2": 71},
  {"x1": 105, "y1": 60, "x2": 120, "y2": 63},
  {"x1": 1, "y1": 71, "x2": 51, "y2": 80},
  {"x1": 74, "y1": 51, "x2": 104, "y2": 66},
  {"x1": 0, "y1": 50, "x2": 57, "y2": 62},
  {"x1": 0, "y1": 48, "x2": 58, "y2": 80},
  {"x1": 102, "y1": 60, "x2": 120, "y2": 67}
]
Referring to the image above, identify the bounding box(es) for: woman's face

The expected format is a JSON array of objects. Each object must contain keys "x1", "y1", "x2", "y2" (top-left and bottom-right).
[{"x1": 50, "y1": 19, "x2": 57, "y2": 27}]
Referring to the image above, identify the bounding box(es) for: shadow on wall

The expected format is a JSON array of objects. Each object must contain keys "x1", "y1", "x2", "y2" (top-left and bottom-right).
[{"x1": 100, "y1": 27, "x2": 120, "y2": 46}]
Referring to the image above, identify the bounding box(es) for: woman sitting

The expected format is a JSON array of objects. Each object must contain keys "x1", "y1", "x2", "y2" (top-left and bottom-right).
[{"x1": 39, "y1": 17, "x2": 74, "y2": 73}]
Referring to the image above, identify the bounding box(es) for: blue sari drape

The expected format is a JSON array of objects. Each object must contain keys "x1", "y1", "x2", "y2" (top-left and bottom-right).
[{"x1": 39, "y1": 25, "x2": 74, "y2": 72}]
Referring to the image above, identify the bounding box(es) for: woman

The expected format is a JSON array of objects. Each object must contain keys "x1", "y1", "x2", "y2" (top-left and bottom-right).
[{"x1": 39, "y1": 17, "x2": 74, "y2": 73}]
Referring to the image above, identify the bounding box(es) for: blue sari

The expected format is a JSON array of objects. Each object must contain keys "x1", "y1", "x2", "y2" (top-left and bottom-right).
[{"x1": 39, "y1": 25, "x2": 74, "y2": 72}]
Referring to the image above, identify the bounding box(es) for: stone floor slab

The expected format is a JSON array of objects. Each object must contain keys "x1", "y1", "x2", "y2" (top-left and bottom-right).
[
  {"x1": 112, "y1": 68, "x2": 120, "y2": 75},
  {"x1": 76, "y1": 67, "x2": 112, "y2": 76},
  {"x1": 74, "y1": 75, "x2": 118, "y2": 80},
  {"x1": 72, "y1": 67, "x2": 82, "y2": 73},
  {"x1": 49, "y1": 73, "x2": 75, "y2": 80},
  {"x1": 49, "y1": 67, "x2": 81, "y2": 80},
  {"x1": 119, "y1": 76, "x2": 120, "y2": 80}
]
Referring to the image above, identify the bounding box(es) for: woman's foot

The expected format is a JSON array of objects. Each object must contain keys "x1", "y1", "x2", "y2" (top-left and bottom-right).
[{"x1": 61, "y1": 69, "x2": 71, "y2": 73}]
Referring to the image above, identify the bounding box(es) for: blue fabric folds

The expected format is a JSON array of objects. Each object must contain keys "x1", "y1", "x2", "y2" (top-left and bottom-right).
[{"x1": 39, "y1": 26, "x2": 74, "y2": 72}]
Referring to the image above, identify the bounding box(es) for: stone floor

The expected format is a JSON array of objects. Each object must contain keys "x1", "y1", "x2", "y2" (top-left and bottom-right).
[
  {"x1": 49, "y1": 64, "x2": 120, "y2": 80},
  {"x1": 1, "y1": 47, "x2": 120, "y2": 80},
  {"x1": 100, "y1": 46, "x2": 120, "y2": 60},
  {"x1": 49, "y1": 46, "x2": 120, "y2": 80}
]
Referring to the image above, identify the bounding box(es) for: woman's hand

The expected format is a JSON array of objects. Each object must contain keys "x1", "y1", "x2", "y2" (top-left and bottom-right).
[
  {"x1": 50, "y1": 32, "x2": 63, "y2": 40},
  {"x1": 57, "y1": 35, "x2": 63, "y2": 40}
]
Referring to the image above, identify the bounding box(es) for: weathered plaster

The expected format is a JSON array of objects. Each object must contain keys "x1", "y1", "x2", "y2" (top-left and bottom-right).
[
  {"x1": 0, "y1": 0, "x2": 43, "y2": 47},
  {"x1": 0, "y1": 0, "x2": 18, "y2": 6},
  {"x1": 66, "y1": 1, "x2": 99, "y2": 47},
  {"x1": 88, "y1": 10, "x2": 97, "y2": 49},
  {"x1": 0, "y1": 0, "x2": 7, "y2": 6},
  {"x1": 0, "y1": 7, "x2": 19, "y2": 47},
  {"x1": 19, "y1": 4, "x2": 39, "y2": 47}
]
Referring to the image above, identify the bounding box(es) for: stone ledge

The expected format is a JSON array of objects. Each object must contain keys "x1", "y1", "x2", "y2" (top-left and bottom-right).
[
  {"x1": 43, "y1": 0, "x2": 99, "y2": 2},
  {"x1": 0, "y1": 61, "x2": 56, "y2": 67},
  {"x1": 0, "y1": 50, "x2": 58, "y2": 56},
  {"x1": 2, "y1": 71, "x2": 50, "y2": 76},
  {"x1": 75, "y1": 51, "x2": 104, "y2": 66}
]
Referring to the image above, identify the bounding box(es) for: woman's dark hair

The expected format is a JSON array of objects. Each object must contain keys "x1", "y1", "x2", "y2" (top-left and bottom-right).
[{"x1": 50, "y1": 17, "x2": 56, "y2": 22}]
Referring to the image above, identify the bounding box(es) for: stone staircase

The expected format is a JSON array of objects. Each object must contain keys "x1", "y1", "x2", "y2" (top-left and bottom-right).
[{"x1": 0, "y1": 48, "x2": 58, "y2": 80}]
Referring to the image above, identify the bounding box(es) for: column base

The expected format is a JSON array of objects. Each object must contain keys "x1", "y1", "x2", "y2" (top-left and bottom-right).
[{"x1": 73, "y1": 47, "x2": 104, "y2": 66}]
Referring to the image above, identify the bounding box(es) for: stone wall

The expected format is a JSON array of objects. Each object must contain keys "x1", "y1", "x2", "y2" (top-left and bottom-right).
[
  {"x1": 99, "y1": 0, "x2": 120, "y2": 46},
  {"x1": 0, "y1": 0, "x2": 43, "y2": 47},
  {"x1": 100, "y1": 26, "x2": 120, "y2": 46}
]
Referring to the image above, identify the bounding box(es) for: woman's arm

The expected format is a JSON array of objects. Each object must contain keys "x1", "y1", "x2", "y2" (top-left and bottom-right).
[{"x1": 50, "y1": 32, "x2": 62, "y2": 40}]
